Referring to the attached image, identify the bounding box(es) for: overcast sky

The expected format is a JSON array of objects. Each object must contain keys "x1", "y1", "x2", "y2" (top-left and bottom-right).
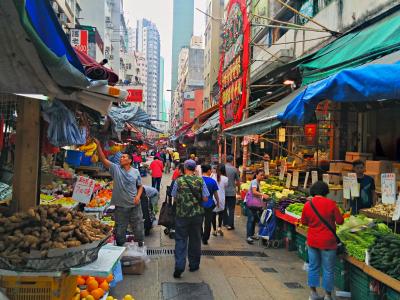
[{"x1": 124, "y1": 0, "x2": 206, "y2": 110}]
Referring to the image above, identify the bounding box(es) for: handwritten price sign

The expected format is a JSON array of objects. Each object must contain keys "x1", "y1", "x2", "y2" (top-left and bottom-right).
[
  {"x1": 72, "y1": 176, "x2": 95, "y2": 204},
  {"x1": 381, "y1": 173, "x2": 396, "y2": 204}
]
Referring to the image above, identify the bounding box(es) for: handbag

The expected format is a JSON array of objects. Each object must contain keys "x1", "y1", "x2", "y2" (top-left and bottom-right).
[
  {"x1": 158, "y1": 193, "x2": 175, "y2": 228},
  {"x1": 309, "y1": 200, "x2": 345, "y2": 255},
  {"x1": 245, "y1": 182, "x2": 265, "y2": 208}
]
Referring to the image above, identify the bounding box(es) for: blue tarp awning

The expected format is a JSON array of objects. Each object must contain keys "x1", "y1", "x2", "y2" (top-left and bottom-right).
[{"x1": 278, "y1": 62, "x2": 400, "y2": 125}]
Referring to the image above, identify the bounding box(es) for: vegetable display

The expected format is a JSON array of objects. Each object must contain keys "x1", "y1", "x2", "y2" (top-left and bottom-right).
[
  {"x1": 362, "y1": 203, "x2": 396, "y2": 218},
  {"x1": 0, "y1": 205, "x2": 111, "y2": 266},
  {"x1": 276, "y1": 197, "x2": 307, "y2": 213},
  {"x1": 286, "y1": 203, "x2": 305, "y2": 216},
  {"x1": 369, "y1": 233, "x2": 400, "y2": 280}
]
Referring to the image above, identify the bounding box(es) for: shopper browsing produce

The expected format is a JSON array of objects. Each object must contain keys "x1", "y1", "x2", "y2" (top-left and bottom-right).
[
  {"x1": 245, "y1": 169, "x2": 269, "y2": 244},
  {"x1": 301, "y1": 181, "x2": 344, "y2": 300},
  {"x1": 351, "y1": 159, "x2": 376, "y2": 215},
  {"x1": 94, "y1": 139, "x2": 145, "y2": 247}
]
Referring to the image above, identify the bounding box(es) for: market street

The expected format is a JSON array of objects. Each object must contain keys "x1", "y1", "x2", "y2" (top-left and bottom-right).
[{"x1": 111, "y1": 173, "x2": 312, "y2": 300}]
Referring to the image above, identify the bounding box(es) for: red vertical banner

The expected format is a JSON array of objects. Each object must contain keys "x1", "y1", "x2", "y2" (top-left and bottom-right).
[
  {"x1": 70, "y1": 29, "x2": 89, "y2": 54},
  {"x1": 218, "y1": 0, "x2": 250, "y2": 130},
  {"x1": 126, "y1": 89, "x2": 143, "y2": 102}
]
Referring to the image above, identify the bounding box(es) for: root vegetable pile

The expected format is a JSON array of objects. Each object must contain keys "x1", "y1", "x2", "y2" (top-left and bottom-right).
[{"x1": 0, "y1": 205, "x2": 111, "y2": 265}]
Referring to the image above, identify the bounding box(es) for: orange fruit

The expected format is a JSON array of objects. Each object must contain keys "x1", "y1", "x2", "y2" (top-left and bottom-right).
[
  {"x1": 91, "y1": 288, "x2": 105, "y2": 300},
  {"x1": 95, "y1": 277, "x2": 105, "y2": 283},
  {"x1": 77, "y1": 276, "x2": 86, "y2": 286},
  {"x1": 87, "y1": 279, "x2": 99, "y2": 291},
  {"x1": 80, "y1": 289, "x2": 90, "y2": 298},
  {"x1": 99, "y1": 280, "x2": 109, "y2": 291},
  {"x1": 86, "y1": 276, "x2": 95, "y2": 284},
  {"x1": 106, "y1": 273, "x2": 114, "y2": 283}
]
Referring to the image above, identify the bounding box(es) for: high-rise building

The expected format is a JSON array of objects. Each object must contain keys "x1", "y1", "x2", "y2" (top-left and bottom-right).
[
  {"x1": 79, "y1": 0, "x2": 128, "y2": 78},
  {"x1": 171, "y1": 0, "x2": 194, "y2": 92},
  {"x1": 159, "y1": 57, "x2": 167, "y2": 122},
  {"x1": 203, "y1": 0, "x2": 224, "y2": 110},
  {"x1": 51, "y1": 0, "x2": 82, "y2": 31},
  {"x1": 134, "y1": 19, "x2": 161, "y2": 120}
]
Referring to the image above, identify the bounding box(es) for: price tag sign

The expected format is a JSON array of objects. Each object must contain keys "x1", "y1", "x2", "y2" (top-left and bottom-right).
[
  {"x1": 348, "y1": 173, "x2": 360, "y2": 198},
  {"x1": 311, "y1": 171, "x2": 318, "y2": 184},
  {"x1": 264, "y1": 161, "x2": 270, "y2": 176},
  {"x1": 72, "y1": 176, "x2": 95, "y2": 204},
  {"x1": 343, "y1": 176, "x2": 351, "y2": 199},
  {"x1": 304, "y1": 172, "x2": 310, "y2": 189},
  {"x1": 279, "y1": 166, "x2": 285, "y2": 181},
  {"x1": 286, "y1": 173, "x2": 292, "y2": 188},
  {"x1": 381, "y1": 173, "x2": 396, "y2": 204},
  {"x1": 323, "y1": 174, "x2": 330, "y2": 184},
  {"x1": 392, "y1": 195, "x2": 400, "y2": 221},
  {"x1": 292, "y1": 170, "x2": 299, "y2": 187},
  {"x1": 260, "y1": 142, "x2": 265, "y2": 149}
]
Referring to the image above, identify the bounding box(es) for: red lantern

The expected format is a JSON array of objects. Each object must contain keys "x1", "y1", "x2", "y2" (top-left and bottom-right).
[{"x1": 304, "y1": 124, "x2": 317, "y2": 145}]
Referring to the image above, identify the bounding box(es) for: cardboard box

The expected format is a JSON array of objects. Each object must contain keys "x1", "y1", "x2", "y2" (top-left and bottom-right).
[
  {"x1": 365, "y1": 160, "x2": 392, "y2": 174},
  {"x1": 345, "y1": 152, "x2": 373, "y2": 162},
  {"x1": 329, "y1": 161, "x2": 353, "y2": 173},
  {"x1": 121, "y1": 256, "x2": 146, "y2": 275}
]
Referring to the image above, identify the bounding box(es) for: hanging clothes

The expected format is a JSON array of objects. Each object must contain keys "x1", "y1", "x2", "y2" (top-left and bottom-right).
[{"x1": 42, "y1": 100, "x2": 87, "y2": 147}]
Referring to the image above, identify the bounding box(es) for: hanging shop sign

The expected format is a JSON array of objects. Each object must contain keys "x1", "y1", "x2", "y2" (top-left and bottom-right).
[
  {"x1": 218, "y1": 0, "x2": 250, "y2": 129},
  {"x1": 70, "y1": 29, "x2": 89, "y2": 54},
  {"x1": 126, "y1": 89, "x2": 143, "y2": 102}
]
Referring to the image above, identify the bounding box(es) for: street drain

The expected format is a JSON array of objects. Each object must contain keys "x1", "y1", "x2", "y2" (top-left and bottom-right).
[
  {"x1": 147, "y1": 248, "x2": 267, "y2": 258},
  {"x1": 284, "y1": 282, "x2": 304, "y2": 289},
  {"x1": 261, "y1": 267, "x2": 278, "y2": 273},
  {"x1": 162, "y1": 282, "x2": 214, "y2": 300}
]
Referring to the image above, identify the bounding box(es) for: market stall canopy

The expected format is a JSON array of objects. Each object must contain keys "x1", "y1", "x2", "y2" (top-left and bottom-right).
[
  {"x1": 108, "y1": 105, "x2": 162, "y2": 137},
  {"x1": 300, "y1": 8, "x2": 400, "y2": 85},
  {"x1": 279, "y1": 62, "x2": 400, "y2": 125},
  {"x1": 195, "y1": 112, "x2": 220, "y2": 135},
  {"x1": 0, "y1": 0, "x2": 127, "y2": 115},
  {"x1": 224, "y1": 87, "x2": 306, "y2": 137}
]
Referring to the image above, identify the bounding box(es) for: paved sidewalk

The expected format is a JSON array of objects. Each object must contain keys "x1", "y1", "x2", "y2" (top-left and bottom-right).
[{"x1": 111, "y1": 171, "x2": 313, "y2": 300}]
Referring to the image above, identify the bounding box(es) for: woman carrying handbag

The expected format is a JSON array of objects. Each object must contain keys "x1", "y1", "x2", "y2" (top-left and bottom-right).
[
  {"x1": 245, "y1": 169, "x2": 269, "y2": 244},
  {"x1": 301, "y1": 181, "x2": 344, "y2": 300}
]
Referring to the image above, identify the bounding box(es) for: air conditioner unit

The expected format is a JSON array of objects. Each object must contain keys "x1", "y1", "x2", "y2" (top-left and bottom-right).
[
  {"x1": 59, "y1": 13, "x2": 68, "y2": 24},
  {"x1": 109, "y1": 55, "x2": 114, "y2": 60},
  {"x1": 106, "y1": 22, "x2": 114, "y2": 29},
  {"x1": 105, "y1": 16, "x2": 111, "y2": 23},
  {"x1": 52, "y1": 1, "x2": 59, "y2": 12}
]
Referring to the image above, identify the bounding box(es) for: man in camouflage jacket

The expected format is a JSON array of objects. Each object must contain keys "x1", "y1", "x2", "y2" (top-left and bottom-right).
[{"x1": 171, "y1": 159, "x2": 209, "y2": 278}]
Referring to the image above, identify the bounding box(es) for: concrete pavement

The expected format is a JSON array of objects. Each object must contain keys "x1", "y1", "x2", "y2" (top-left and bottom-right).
[{"x1": 111, "y1": 170, "x2": 313, "y2": 300}]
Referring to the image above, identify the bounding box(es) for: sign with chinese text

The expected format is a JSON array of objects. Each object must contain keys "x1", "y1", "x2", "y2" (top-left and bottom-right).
[
  {"x1": 70, "y1": 29, "x2": 89, "y2": 54},
  {"x1": 286, "y1": 173, "x2": 292, "y2": 188},
  {"x1": 72, "y1": 176, "x2": 95, "y2": 204},
  {"x1": 278, "y1": 128, "x2": 286, "y2": 142},
  {"x1": 292, "y1": 170, "x2": 299, "y2": 187},
  {"x1": 251, "y1": 0, "x2": 268, "y2": 37},
  {"x1": 126, "y1": 89, "x2": 143, "y2": 102},
  {"x1": 381, "y1": 173, "x2": 396, "y2": 204},
  {"x1": 304, "y1": 172, "x2": 310, "y2": 189},
  {"x1": 348, "y1": 173, "x2": 360, "y2": 198},
  {"x1": 311, "y1": 171, "x2": 318, "y2": 184},
  {"x1": 218, "y1": 0, "x2": 250, "y2": 129}
]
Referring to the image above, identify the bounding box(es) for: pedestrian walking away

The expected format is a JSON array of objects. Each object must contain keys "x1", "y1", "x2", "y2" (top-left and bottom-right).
[
  {"x1": 94, "y1": 139, "x2": 144, "y2": 247},
  {"x1": 211, "y1": 164, "x2": 228, "y2": 237},
  {"x1": 245, "y1": 169, "x2": 269, "y2": 244},
  {"x1": 301, "y1": 181, "x2": 344, "y2": 300},
  {"x1": 171, "y1": 159, "x2": 210, "y2": 278},
  {"x1": 201, "y1": 164, "x2": 220, "y2": 245},
  {"x1": 223, "y1": 155, "x2": 240, "y2": 230},
  {"x1": 149, "y1": 156, "x2": 164, "y2": 191},
  {"x1": 165, "y1": 150, "x2": 172, "y2": 173}
]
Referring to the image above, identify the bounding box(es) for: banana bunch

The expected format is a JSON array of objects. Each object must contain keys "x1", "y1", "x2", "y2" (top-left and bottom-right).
[{"x1": 79, "y1": 141, "x2": 97, "y2": 156}]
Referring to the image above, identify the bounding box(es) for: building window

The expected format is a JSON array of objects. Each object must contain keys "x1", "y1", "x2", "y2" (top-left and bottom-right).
[{"x1": 189, "y1": 109, "x2": 195, "y2": 120}]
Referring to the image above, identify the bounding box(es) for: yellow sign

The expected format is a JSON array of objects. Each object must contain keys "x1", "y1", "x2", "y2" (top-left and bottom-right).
[{"x1": 278, "y1": 128, "x2": 286, "y2": 142}]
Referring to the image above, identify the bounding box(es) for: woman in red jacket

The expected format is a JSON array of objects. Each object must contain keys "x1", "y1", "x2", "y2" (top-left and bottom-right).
[{"x1": 301, "y1": 181, "x2": 344, "y2": 300}]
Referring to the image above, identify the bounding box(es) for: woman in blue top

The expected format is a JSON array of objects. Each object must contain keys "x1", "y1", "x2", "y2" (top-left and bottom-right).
[{"x1": 201, "y1": 164, "x2": 220, "y2": 245}]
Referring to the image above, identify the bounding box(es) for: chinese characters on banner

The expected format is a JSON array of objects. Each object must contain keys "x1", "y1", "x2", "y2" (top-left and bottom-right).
[
  {"x1": 70, "y1": 29, "x2": 89, "y2": 54},
  {"x1": 218, "y1": 0, "x2": 250, "y2": 129},
  {"x1": 72, "y1": 176, "x2": 95, "y2": 204},
  {"x1": 126, "y1": 89, "x2": 143, "y2": 102}
]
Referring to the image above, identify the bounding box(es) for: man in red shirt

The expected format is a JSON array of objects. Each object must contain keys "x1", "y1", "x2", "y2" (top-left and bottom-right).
[{"x1": 149, "y1": 156, "x2": 164, "y2": 191}]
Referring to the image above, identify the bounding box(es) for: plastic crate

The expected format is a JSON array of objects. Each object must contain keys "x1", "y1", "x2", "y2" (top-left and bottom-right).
[
  {"x1": 0, "y1": 274, "x2": 77, "y2": 300},
  {"x1": 349, "y1": 266, "x2": 379, "y2": 300},
  {"x1": 335, "y1": 258, "x2": 349, "y2": 291},
  {"x1": 295, "y1": 234, "x2": 308, "y2": 261},
  {"x1": 65, "y1": 150, "x2": 83, "y2": 167},
  {"x1": 386, "y1": 287, "x2": 400, "y2": 300}
]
